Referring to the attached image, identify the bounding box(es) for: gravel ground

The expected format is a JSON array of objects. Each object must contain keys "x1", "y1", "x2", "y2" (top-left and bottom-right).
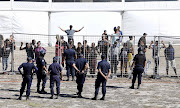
[{"x1": 0, "y1": 75, "x2": 180, "y2": 108}]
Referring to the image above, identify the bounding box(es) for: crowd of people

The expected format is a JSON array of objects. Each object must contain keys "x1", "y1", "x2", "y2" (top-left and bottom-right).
[{"x1": 0, "y1": 25, "x2": 178, "y2": 101}]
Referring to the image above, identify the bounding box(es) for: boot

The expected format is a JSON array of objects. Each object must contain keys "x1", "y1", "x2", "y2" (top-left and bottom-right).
[
  {"x1": 174, "y1": 68, "x2": 177, "y2": 76},
  {"x1": 50, "y1": 95, "x2": 53, "y2": 99},
  {"x1": 66, "y1": 78, "x2": 69, "y2": 81},
  {"x1": 26, "y1": 96, "x2": 30, "y2": 100},
  {"x1": 37, "y1": 87, "x2": 40, "y2": 93},
  {"x1": 166, "y1": 70, "x2": 169, "y2": 76},
  {"x1": 100, "y1": 95, "x2": 105, "y2": 100},
  {"x1": 92, "y1": 94, "x2": 97, "y2": 100},
  {"x1": 40, "y1": 88, "x2": 47, "y2": 94},
  {"x1": 129, "y1": 83, "x2": 134, "y2": 89},
  {"x1": 77, "y1": 92, "x2": 83, "y2": 98},
  {"x1": 17, "y1": 96, "x2": 22, "y2": 100}
]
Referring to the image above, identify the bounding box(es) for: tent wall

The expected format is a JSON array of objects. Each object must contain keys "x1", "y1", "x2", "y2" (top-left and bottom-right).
[{"x1": 50, "y1": 12, "x2": 122, "y2": 45}]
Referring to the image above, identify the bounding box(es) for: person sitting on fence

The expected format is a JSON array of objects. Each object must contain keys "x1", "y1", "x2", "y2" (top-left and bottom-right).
[
  {"x1": 149, "y1": 40, "x2": 166, "y2": 78},
  {"x1": 55, "y1": 35, "x2": 64, "y2": 65},
  {"x1": 164, "y1": 42, "x2": 177, "y2": 76},
  {"x1": 0, "y1": 34, "x2": 4, "y2": 63},
  {"x1": 76, "y1": 42, "x2": 83, "y2": 59},
  {"x1": 20, "y1": 42, "x2": 34, "y2": 60},
  {"x1": 58, "y1": 25, "x2": 84, "y2": 44},
  {"x1": 102, "y1": 30, "x2": 108, "y2": 40},
  {"x1": 109, "y1": 41, "x2": 120, "y2": 74},
  {"x1": 89, "y1": 42, "x2": 98, "y2": 74},
  {"x1": 34, "y1": 41, "x2": 46, "y2": 60},
  {"x1": 126, "y1": 36, "x2": 134, "y2": 67},
  {"x1": 2, "y1": 39, "x2": 11, "y2": 74},
  {"x1": 120, "y1": 42, "x2": 129, "y2": 75}
]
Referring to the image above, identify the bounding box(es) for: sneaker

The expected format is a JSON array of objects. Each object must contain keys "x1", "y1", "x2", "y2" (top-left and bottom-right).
[{"x1": 129, "y1": 86, "x2": 134, "y2": 89}]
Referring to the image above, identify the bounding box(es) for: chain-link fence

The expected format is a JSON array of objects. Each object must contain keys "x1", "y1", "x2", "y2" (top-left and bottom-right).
[{"x1": 0, "y1": 33, "x2": 178, "y2": 78}]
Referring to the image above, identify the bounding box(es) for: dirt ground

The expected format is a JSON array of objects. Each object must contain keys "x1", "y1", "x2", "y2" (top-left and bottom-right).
[{"x1": 0, "y1": 75, "x2": 179, "y2": 108}]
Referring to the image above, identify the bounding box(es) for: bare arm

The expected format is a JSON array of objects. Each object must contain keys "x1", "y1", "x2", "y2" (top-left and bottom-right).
[
  {"x1": 75, "y1": 27, "x2": 84, "y2": 32},
  {"x1": 43, "y1": 66, "x2": 48, "y2": 73},
  {"x1": 106, "y1": 69, "x2": 111, "y2": 80},
  {"x1": 82, "y1": 63, "x2": 88, "y2": 73},
  {"x1": 58, "y1": 27, "x2": 66, "y2": 32},
  {"x1": 72, "y1": 63, "x2": 80, "y2": 72},
  {"x1": 144, "y1": 61, "x2": 146, "y2": 68},
  {"x1": 149, "y1": 41, "x2": 153, "y2": 49},
  {"x1": 130, "y1": 61, "x2": 135, "y2": 70},
  {"x1": 161, "y1": 40, "x2": 166, "y2": 48}
]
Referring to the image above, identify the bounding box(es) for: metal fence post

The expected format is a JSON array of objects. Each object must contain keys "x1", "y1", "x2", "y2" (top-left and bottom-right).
[
  {"x1": 157, "y1": 36, "x2": 160, "y2": 78},
  {"x1": 11, "y1": 32, "x2": 14, "y2": 74}
]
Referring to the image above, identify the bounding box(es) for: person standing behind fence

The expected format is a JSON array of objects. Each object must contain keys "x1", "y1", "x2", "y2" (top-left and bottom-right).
[
  {"x1": 126, "y1": 36, "x2": 134, "y2": 67},
  {"x1": 36, "y1": 50, "x2": 49, "y2": 94},
  {"x1": 48, "y1": 57, "x2": 62, "y2": 99},
  {"x1": 98, "y1": 35, "x2": 108, "y2": 59},
  {"x1": 0, "y1": 34, "x2": 4, "y2": 63},
  {"x1": 82, "y1": 40, "x2": 90, "y2": 61},
  {"x1": 117, "y1": 26, "x2": 123, "y2": 47},
  {"x1": 17, "y1": 57, "x2": 38, "y2": 100},
  {"x1": 55, "y1": 35, "x2": 64, "y2": 65},
  {"x1": 34, "y1": 41, "x2": 46, "y2": 60},
  {"x1": 76, "y1": 42, "x2": 83, "y2": 59},
  {"x1": 64, "y1": 44, "x2": 77, "y2": 81},
  {"x1": 109, "y1": 41, "x2": 120, "y2": 74},
  {"x1": 61, "y1": 36, "x2": 68, "y2": 67},
  {"x1": 72, "y1": 54, "x2": 88, "y2": 98},
  {"x1": 58, "y1": 25, "x2": 84, "y2": 44},
  {"x1": 89, "y1": 43, "x2": 98, "y2": 74},
  {"x1": 20, "y1": 42, "x2": 34, "y2": 59},
  {"x1": 92, "y1": 54, "x2": 111, "y2": 100},
  {"x1": 120, "y1": 43, "x2": 129, "y2": 75},
  {"x1": 2, "y1": 39, "x2": 11, "y2": 74},
  {"x1": 149, "y1": 40, "x2": 166, "y2": 78},
  {"x1": 129, "y1": 50, "x2": 146, "y2": 89},
  {"x1": 164, "y1": 42, "x2": 177, "y2": 76},
  {"x1": 102, "y1": 30, "x2": 108, "y2": 40}
]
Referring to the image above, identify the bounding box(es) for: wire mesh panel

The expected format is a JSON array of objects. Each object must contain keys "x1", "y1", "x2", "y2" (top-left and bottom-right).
[
  {"x1": 13, "y1": 33, "x2": 56, "y2": 74},
  {"x1": 0, "y1": 33, "x2": 14, "y2": 74},
  {"x1": 156, "y1": 36, "x2": 179, "y2": 77}
]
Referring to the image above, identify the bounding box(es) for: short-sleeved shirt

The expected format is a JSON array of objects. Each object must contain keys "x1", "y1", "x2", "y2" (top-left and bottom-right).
[
  {"x1": 126, "y1": 40, "x2": 133, "y2": 52},
  {"x1": 65, "y1": 30, "x2": 76, "y2": 40},
  {"x1": 133, "y1": 54, "x2": 146, "y2": 68},
  {"x1": 75, "y1": 58, "x2": 88, "y2": 72},
  {"x1": 164, "y1": 47, "x2": 175, "y2": 60},
  {"x1": 36, "y1": 57, "x2": 46, "y2": 72},
  {"x1": 151, "y1": 45, "x2": 164, "y2": 58},
  {"x1": 55, "y1": 41, "x2": 64, "y2": 57},
  {"x1": 97, "y1": 60, "x2": 110, "y2": 78},
  {"x1": 64, "y1": 49, "x2": 76, "y2": 62},
  {"x1": 138, "y1": 36, "x2": 146, "y2": 47},
  {"x1": 48, "y1": 62, "x2": 62, "y2": 76},
  {"x1": 18, "y1": 62, "x2": 38, "y2": 76}
]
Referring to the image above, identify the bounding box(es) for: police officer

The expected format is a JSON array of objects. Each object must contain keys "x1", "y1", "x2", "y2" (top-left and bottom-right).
[
  {"x1": 17, "y1": 57, "x2": 38, "y2": 100},
  {"x1": 48, "y1": 57, "x2": 63, "y2": 99},
  {"x1": 72, "y1": 54, "x2": 88, "y2": 98},
  {"x1": 130, "y1": 50, "x2": 146, "y2": 89},
  {"x1": 92, "y1": 54, "x2": 111, "y2": 100},
  {"x1": 64, "y1": 43, "x2": 77, "y2": 81},
  {"x1": 36, "y1": 50, "x2": 49, "y2": 94}
]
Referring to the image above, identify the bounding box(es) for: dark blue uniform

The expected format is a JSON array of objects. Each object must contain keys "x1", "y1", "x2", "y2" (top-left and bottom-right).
[
  {"x1": 18, "y1": 62, "x2": 38, "y2": 97},
  {"x1": 64, "y1": 49, "x2": 76, "y2": 80},
  {"x1": 132, "y1": 54, "x2": 146, "y2": 85},
  {"x1": 48, "y1": 62, "x2": 62, "y2": 96},
  {"x1": 75, "y1": 57, "x2": 88, "y2": 95},
  {"x1": 36, "y1": 56, "x2": 47, "y2": 92},
  {"x1": 95, "y1": 60, "x2": 110, "y2": 96}
]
